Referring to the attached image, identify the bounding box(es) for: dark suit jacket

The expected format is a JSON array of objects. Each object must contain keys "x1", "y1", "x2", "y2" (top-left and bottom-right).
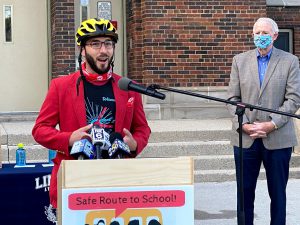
[
  {"x1": 227, "y1": 47, "x2": 300, "y2": 149},
  {"x1": 32, "y1": 70, "x2": 151, "y2": 207}
]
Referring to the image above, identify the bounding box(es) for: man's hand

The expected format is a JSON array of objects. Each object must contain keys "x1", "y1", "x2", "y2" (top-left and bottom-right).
[
  {"x1": 69, "y1": 124, "x2": 92, "y2": 146},
  {"x1": 242, "y1": 123, "x2": 254, "y2": 135},
  {"x1": 123, "y1": 128, "x2": 137, "y2": 152},
  {"x1": 242, "y1": 121, "x2": 276, "y2": 139},
  {"x1": 251, "y1": 121, "x2": 276, "y2": 134}
]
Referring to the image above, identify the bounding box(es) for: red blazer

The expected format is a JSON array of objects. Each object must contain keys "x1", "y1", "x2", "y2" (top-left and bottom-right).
[{"x1": 32, "y1": 71, "x2": 151, "y2": 208}]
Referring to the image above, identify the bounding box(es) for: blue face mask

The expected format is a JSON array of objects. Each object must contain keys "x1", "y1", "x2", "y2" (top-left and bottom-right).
[{"x1": 254, "y1": 34, "x2": 272, "y2": 49}]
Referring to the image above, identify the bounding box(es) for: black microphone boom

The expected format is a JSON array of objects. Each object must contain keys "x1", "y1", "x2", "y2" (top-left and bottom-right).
[{"x1": 118, "y1": 77, "x2": 166, "y2": 100}]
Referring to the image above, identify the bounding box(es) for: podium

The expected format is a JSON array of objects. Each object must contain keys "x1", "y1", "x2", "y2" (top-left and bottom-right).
[{"x1": 57, "y1": 157, "x2": 194, "y2": 225}]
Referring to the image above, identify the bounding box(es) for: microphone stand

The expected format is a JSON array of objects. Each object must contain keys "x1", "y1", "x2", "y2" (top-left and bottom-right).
[
  {"x1": 149, "y1": 84, "x2": 300, "y2": 225},
  {"x1": 95, "y1": 145, "x2": 103, "y2": 159}
]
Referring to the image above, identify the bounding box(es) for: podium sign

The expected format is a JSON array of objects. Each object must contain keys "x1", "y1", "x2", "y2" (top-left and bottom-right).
[{"x1": 57, "y1": 157, "x2": 194, "y2": 225}]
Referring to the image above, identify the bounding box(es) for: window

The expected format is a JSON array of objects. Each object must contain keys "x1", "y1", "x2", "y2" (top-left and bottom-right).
[
  {"x1": 274, "y1": 29, "x2": 293, "y2": 53},
  {"x1": 267, "y1": 0, "x2": 300, "y2": 6},
  {"x1": 3, "y1": 5, "x2": 13, "y2": 43},
  {"x1": 80, "y1": 0, "x2": 89, "y2": 21},
  {"x1": 81, "y1": 5, "x2": 88, "y2": 21}
]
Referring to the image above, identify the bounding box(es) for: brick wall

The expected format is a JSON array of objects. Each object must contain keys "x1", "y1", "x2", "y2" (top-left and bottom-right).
[
  {"x1": 50, "y1": 1, "x2": 299, "y2": 87},
  {"x1": 50, "y1": 0, "x2": 76, "y2": 78},
  {"x1": 127, "y1": 0, "x2": 266, "y2": 87},
  {"x1": 126, "y1": 0, "x2": 144, "y2": 83},
  {"x1": 267, "y1": 6, "x2": 300, "y2": 59}
]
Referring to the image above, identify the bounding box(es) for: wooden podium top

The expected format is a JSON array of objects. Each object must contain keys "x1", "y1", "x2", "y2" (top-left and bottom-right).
[{"x1": 59, "y1": 157, "x2": 194, "y2": 189}]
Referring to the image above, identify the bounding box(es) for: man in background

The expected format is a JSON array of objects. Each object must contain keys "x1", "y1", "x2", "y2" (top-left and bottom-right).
[{"x1": 227, "y1": 17, "x2": 300, "y2": 225}]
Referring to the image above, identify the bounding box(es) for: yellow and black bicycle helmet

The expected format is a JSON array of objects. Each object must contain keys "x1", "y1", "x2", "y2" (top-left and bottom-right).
[{"x1": 76, "y1": 18, "x2": 118, "y2": 46}]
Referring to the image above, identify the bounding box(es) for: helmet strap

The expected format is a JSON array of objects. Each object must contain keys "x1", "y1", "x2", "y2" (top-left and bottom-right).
[
  {"x1": 76, "y1": 46, "x2": 86, "y2": 96},
  {"x1": 110, "y1": 51, "x2": 115, "y2": 74}
]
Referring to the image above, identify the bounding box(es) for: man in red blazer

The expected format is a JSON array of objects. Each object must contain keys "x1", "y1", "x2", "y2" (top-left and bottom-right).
[{"x1": 32, "y1": 18, "x2": 151, "y2": 209}]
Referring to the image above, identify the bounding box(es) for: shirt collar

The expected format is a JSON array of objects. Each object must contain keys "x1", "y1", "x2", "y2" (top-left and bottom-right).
[{"x1": 256, "y1": 47, "x2": 273, "y2": 59}]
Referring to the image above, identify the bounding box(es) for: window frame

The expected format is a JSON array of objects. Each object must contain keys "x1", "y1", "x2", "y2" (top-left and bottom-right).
[
  {"x1": 3, "y1": 5, "x2": 13, "y2": 43},
  {"x1": 276, "y1": 28, "x2": 293, "y2": 53},
  {"x1": 80, "y1": 4, "x2": 89, "y2": 22}
]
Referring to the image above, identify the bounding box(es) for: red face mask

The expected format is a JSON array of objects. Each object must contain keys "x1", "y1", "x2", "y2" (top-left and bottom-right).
[{"x1": 81, "y1": 62, "x2": 112, "y2": 82}]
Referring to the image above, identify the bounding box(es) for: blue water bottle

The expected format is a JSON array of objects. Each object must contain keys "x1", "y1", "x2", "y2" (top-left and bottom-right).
[
  {"x1": 48, "y1": 149, "x2": 57, "y2": 164},
  {"x1": 16, "y1": 143, "x2": 26, "y2": 166}
]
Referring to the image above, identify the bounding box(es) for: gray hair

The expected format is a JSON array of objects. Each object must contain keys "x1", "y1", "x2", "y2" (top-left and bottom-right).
[{"x1": 253, "y1": 17, "x2": 279, "y2": 34}]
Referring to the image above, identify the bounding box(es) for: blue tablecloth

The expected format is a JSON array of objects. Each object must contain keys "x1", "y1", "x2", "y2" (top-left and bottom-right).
[{"x1": 0, "y1": 163, "x2": 54, "y2": 225}]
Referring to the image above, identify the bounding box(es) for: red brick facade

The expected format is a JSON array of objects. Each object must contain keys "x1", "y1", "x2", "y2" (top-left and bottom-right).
[
  {"x1": 127, "y1": 0, "x2": 266, "y2": 87},
  {"x1": 267, "y1": 6, "x2": 300, "y2": 58},
  {"x1": 50, "y1": 1, "x2": 300, "y2": 86},
  {"x1": 50, "y1": 0, "x2": 76, "y2": 78}
]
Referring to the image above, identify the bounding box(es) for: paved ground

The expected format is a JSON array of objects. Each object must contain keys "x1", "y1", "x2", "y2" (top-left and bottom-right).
[{"x1": 194, "y1": 179, "x2": 300, "y2": 225}]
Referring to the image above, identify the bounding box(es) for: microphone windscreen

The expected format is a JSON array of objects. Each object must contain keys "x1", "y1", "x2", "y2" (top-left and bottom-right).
[
  {"x1": 118, "y1": 77, "x2": 131, "y2": 91},
  {"x1": 109, "y1": 132, "x2": 123, "y2": 143}
]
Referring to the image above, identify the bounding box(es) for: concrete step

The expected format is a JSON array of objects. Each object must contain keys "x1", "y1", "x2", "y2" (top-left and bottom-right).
[
  {"x1": 149, "y1": 130, "x2": 232, "y2": 143},
  {"x1": 1, "y1": 144, "x2": 48, "y2": 163},
  {"x1": 195, "y1": 167, "x2": 300, "y2": 182},
  {"x1": 0, "y1": 112, "x2": 38, "y2": 122},
  {"x1": 194, "y1": 154, "x2": 300, "y2": 170},
  {"x1": 138, "y1": 153, "x2": 300, "y2": 171},
  {"x1": 201, "y1": 167, "x2": 300, "y2": 182},
  {"x1": 148, "y1": 119, "x2": 232, "y2": 142},
  {"x1": 145, "y1": 103, "x2": 230, "y2": 120},
  {"x1": 160, "y1": 103, "x2": 230, "y2": 120},
  {"x1": 0, "y1": 121, "x2": 36, "y2": 145},
  {"x1": 143, "y1": 86, "x2": 230, "y2": 120},
  {"x1": 0, "y1": 119, "x2": 232, "y2": 145},
  {"x1": 3, "y1": 141, "x2": 232, "y2": 162},
  {"x1": 141, "y1": 141, "x2": 232, "y2": 156}
]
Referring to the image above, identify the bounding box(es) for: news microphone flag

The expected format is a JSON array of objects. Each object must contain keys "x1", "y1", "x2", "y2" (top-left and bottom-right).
[{"x1": 70, "y1": 138, "x2": 94, "y2": 160}]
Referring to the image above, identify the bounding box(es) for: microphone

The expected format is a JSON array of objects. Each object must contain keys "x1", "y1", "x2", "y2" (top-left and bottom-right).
[
  {"x1": 148, "y1": 220, "x2": 161, "y2": 225},
  {"x1": 70, "y1": 137, "x2": 94, "y2": 160},
  {"x1": 108, "y1": 132, "x2": 131, "y2": 159},
  {"x1": 91, "y1": 125, "x2": 110, "y2": 159},
  {"x1": 118, "y1": 77, "x2": 166, "y2": 100}
]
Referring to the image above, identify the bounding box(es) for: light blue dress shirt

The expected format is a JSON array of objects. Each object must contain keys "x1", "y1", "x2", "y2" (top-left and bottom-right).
[{"x1": 256, "y1": 48, "x2": 272, "y2": 86}]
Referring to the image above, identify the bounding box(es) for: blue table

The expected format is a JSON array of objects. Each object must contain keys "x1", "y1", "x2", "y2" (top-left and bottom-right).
[{"x1": 0, "y1": 163, "x2": 54, "y2": 225}]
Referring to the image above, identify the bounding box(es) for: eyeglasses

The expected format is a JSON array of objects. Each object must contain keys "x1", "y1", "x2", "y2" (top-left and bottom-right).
[{"x1": 86, "y1": 40, "x2": 115, "y2": 49}]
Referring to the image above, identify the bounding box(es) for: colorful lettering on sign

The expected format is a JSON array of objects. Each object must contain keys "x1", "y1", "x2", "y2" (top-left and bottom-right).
[{"x1": 68, "y1": 190, "x2": 185, "y2": 216}]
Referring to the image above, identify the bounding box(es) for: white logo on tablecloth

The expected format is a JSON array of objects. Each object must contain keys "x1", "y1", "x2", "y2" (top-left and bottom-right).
[{"x1": 35, "y1": 174, "x2": 51, "y2": 191}]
